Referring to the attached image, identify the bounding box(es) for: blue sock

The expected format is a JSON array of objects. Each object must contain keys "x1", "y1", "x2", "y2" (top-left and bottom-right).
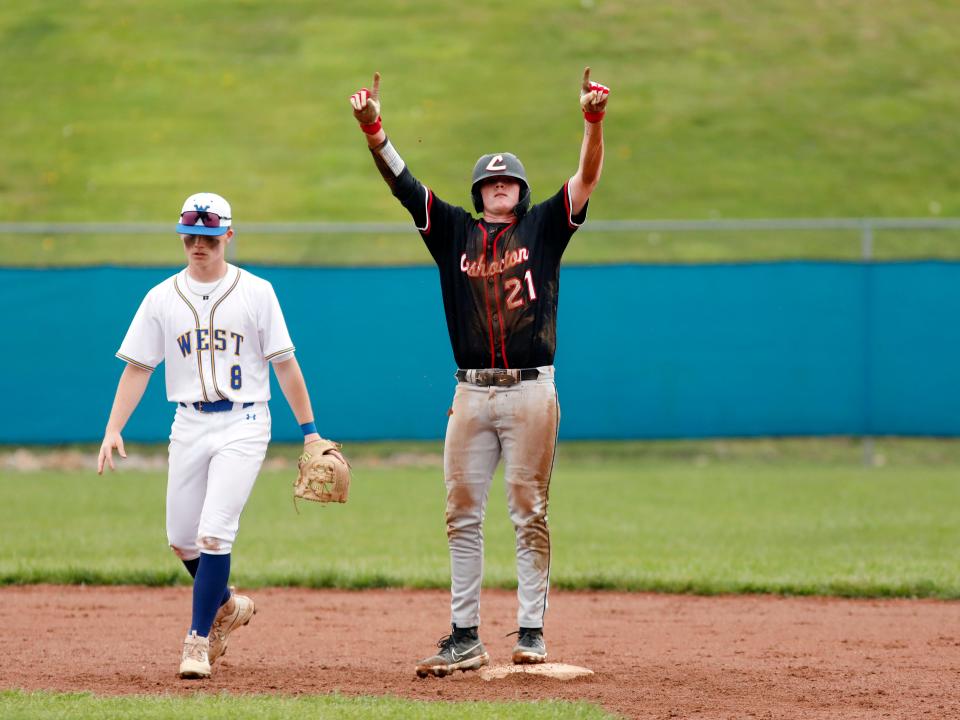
[
  {"x1": 182, "y1": 557, "x2": 232, "y2": 607},
  {"x1": 190, "y1": 552, "x2": 231, "y2": 637}
]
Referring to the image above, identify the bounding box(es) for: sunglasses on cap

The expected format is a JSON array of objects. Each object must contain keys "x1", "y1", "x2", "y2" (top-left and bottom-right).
[{"x1": 180, "y1": 210, "x2": 228, "y2": 228}]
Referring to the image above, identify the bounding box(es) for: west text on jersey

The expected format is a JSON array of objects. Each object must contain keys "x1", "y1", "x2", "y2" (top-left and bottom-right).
[{"x1": 176, "y1": 328, "x2": 245, "y2": 358}]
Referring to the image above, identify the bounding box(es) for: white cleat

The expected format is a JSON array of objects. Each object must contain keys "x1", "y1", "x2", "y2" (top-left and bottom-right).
[
  {"x1": 208, "y1": 591, "x2": 256, "y2": 664},
  {"x1": 179, "y1": 631, "x2": 211, "y2": 679}
]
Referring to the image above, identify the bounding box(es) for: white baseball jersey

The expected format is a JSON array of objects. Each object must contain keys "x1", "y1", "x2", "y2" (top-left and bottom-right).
[{"x1": 117, "y1": 265, "x2": 294, "y2": 403}]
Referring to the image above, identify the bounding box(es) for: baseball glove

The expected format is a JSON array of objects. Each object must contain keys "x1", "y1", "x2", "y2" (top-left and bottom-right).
[{"x1": 294, "y1": 438, "x2": 350, "y2": 508}]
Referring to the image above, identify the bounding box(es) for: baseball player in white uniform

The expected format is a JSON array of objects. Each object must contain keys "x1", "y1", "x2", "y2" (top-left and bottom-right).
[{"x1": 97, "y1": 192, "x2": 342, "y2": 679}]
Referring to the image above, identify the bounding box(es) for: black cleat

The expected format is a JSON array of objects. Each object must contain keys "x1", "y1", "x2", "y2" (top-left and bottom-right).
[
  {"x1": 415, "y1": 625, "x2": 490, "y2": 678},
  {"x1": 511, "y1": 627, "x2": 547, "y2": 664}
]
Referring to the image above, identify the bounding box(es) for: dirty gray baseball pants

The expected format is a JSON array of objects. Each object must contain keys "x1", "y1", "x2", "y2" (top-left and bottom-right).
[{"x1": 443, "y1": 366, "x2": 559, "y2": 630}]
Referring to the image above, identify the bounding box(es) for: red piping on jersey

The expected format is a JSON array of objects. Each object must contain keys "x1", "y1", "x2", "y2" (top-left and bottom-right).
[
  {"x1": 491, "y1": 224, "x2": 514, "y2": 369},
  {"x1": 479, "y1": 224, "x2": 496, "y2": 367},
  {"x1": 562, "y1": 181, "x2": 577, "y2": 230},
  {"x1": 422, "y1": 189, "x2": 434, "y2": 235}
]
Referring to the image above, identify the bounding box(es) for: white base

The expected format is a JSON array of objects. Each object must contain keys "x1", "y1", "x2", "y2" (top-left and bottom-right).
[{"x1": 479, "y1": 662, "x2": 595, "y2": 681}]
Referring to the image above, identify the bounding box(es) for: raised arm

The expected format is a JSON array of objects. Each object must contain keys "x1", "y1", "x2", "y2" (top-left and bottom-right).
[
  {"x1": 350, "y1": 72, "x2": 386, "y2": 148},
  {"x1": 348, "y1": 72, "x2": 466, "y2": 250},
  {"x1": 97, "y1": 363, "x2": 152, "y2": 473},
  {"x1": 350, "y1": 72, "x2": 408, "y2": 193},
  {"x1": 568, "y1": 67, "x2": 610, "y2": 216}
]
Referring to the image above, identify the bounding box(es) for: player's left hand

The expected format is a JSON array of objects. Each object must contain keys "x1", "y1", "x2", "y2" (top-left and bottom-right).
[
  {"x1": 303, "y1": 433, "x2": 347, "y2": 466},
  {"x1": 580, "y1": 67, "x2": 610, "y2": 115},
  {"x1": 294, "y1": 438, "x2": 351, "y2": 505}
]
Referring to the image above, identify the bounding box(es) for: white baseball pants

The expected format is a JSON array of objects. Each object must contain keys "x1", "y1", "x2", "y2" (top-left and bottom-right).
[
  {"x1": 166, "y1": 402, "x2": 270, "y2": 559},
  {"x1": 443, "y1": 366, "x2": 559, "y2": 629}
]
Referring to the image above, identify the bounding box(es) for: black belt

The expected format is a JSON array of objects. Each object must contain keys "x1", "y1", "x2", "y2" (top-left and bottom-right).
[
  {"x1": 179, "y1": 400, "x2": 254, "y2": 413},
  {"x1": 456, "y1": 369, "x2": 540, "y2": 386}
]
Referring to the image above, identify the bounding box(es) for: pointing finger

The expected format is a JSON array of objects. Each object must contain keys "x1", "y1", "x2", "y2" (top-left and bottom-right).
[
  {"x1": 118, "y1": 437, "x2": 127, "y2": 459},
  {"x1": 581, "y1": 66, "x2": 591, "y2": 94},
  {"x1": 372, "y1": 71, "x2": 381, "y2": 101},
  {"x1": 97, "y1": 449, "x2": 105, "y2": 475}
]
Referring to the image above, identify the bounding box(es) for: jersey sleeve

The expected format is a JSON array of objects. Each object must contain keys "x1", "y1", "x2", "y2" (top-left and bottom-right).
[
  {"x1": 392, "y1": 167, "x2": 472, "y2": 264},
  {"x1": 528, "y1": 181, "x2": 589, "y2": 258},
  {"x1": 116, "y1": 288, "x2": 164, "y2": 371},
  {"x1": 258, "y1": 282, "x2": 296, "y2": 364}
]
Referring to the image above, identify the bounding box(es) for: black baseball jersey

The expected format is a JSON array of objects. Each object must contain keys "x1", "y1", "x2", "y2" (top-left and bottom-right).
[{"x1": 389, "y1": 166, "x2": 587, "y2": 369}]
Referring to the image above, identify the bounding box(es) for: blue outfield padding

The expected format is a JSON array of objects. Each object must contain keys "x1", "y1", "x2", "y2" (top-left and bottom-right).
[{"x1": 1, "y1": 262, "x2": 958, "y2": 442}]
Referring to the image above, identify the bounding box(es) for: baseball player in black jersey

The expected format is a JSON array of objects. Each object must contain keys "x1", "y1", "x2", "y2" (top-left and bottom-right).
[{"x1": 350, "y1": 68, "x2": 609, "y2": 677}]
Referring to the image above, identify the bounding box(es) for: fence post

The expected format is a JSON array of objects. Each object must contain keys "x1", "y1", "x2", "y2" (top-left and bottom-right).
[
  {"x1": 860, "y1": 220, "x2": 874, "y2": 260},
  {"x1": 861, "y1": 220, "x2": 875, "y2": 467}
]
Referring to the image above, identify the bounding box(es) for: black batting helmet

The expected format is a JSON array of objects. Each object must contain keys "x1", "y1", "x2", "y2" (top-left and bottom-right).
[{"x1": 471, "y1": 152, "x2": 531, "y2": 217}]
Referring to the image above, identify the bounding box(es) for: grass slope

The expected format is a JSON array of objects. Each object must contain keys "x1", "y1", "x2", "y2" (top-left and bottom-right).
[
  {"x1": 2, "y1": 451, "x2": 958, "y2": 597},
  {"x1": 1, "y1": 1, "x2": 959, "y2": 264}
]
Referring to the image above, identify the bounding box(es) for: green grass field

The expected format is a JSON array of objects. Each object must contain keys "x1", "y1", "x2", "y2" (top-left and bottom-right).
[
  {"x1": 0, "y1": 691, "x2": 615, "y2": 720},
  {"x1": 2, "y1": 1, "x2": 960, "y2": 265},
  {"x1": 2, "y1": 441, "x2": 958, "y2": 597},
  {"x1": 3, "y1": 440, "x2": 957, "y2": 717}
]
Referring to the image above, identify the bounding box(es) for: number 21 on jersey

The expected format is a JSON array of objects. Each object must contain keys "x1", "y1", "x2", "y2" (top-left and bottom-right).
[{"x1": 504, "y1": 270, "x2": 537, "y2": 310}]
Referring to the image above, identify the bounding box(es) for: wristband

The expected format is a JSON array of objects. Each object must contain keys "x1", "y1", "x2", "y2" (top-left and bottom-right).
[
  {"x1": 300, "y1": 421, "x2": 318, "y2": 437},
  {"x1": 360, "y1": 116, "x2": 383, "y2": 135},
  {"x1": 374, "y1": 139, "x2": 406, "y2": 177},
  {"x1": 583, "y1": 110, "x2": 605, "y2": 123}
]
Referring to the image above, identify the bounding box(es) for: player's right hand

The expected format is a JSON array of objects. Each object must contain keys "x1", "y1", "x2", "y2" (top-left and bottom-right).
[
  {"x1": 350, "y1": 72, "x2": 381, "y2": 125},
  {"x1": 97, "y1": 430, "x2": 127, "y2": 474}
]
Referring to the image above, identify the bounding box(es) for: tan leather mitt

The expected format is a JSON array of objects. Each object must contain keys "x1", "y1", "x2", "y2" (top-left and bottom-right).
[{"x1": 294, "y1": 438, "x2": 350, "y2": 506}]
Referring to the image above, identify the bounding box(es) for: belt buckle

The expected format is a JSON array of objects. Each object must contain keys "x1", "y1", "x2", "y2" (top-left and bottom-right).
[{"x1": 475, "y1": 369, "x2": 518, "y2": 387}]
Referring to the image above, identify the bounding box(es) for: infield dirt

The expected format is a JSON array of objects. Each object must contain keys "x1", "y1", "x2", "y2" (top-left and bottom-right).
[{"x1": 1, "y1": 586, "x2": 957, "y2": 719}]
